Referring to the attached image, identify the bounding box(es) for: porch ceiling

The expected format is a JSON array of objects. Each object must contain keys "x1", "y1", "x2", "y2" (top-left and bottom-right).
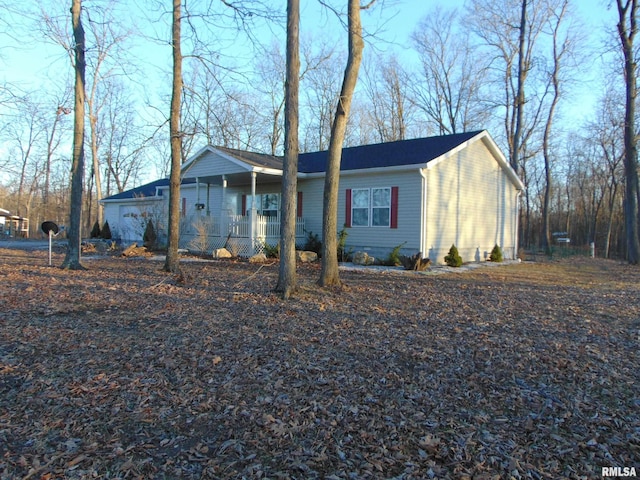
[{"x1": 183, "y1": 171, "x2": 282, "y2": 188}]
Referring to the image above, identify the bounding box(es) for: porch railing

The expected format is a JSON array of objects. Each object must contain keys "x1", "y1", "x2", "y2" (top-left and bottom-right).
[{"x1": 180, "y1": 213, "x2": 306, "y2": 256}]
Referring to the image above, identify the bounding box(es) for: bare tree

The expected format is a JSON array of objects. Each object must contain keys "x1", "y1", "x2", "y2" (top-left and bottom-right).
[
  {"x1": 361, "y1": 54, "x2": 412, "y2": 142},
  {"x1": 319, "y1": 0, "x2": 372, "y2": 287},
  {"x1": 541, "y1": 0, "x2": 572, "y2": 254},
  {"x1": 300, "y1": 39, "x2": 342, "y2": 152},
  {"x1": 164, "y1": 0, "x2": 183, "y2": 274},
  {"x1": 468, "y1": 0, "x2": 547, "y2": 174},
  {"x1": 84, "y1": 6, "x2": 132, "y2": 228},
  {"x1": 62, "y1": 0, "x2": 86, "y2": 270},
  {"x1": 616, "y1": 0, "x2": 640, "y2": 264},
  {"x1": 591, "y1": 89, "x2": 625, "y2": 258},
  {"x1": 275, "y1": 0, "x2": 300, "y2": 299},
  {"x1": 411, "y1": 6, "x2": 487, "y2": 135},
  {"x1": 102, "y1": 80, "x2": 146, "y2": 195}
]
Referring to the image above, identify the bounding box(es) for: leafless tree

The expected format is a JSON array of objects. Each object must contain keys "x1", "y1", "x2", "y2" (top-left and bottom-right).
[
  {"x1": 319, "y1": 0, "x2": 373, "y2": 287},
  {"x1": 300, "y1": 39, "x2": 342, "y2": 152},
  {"x1": 468, "y1": 0, "x2": 548, "y2": 175},
  {"x1": 164, "y1": 0, "x2": 183, "y2": 274},
  {"x1": 411, "y1": 6, "x2": 487, "y2": 135},
  {"x1": 62, "y1": 0, "x2": 86, "y2": 270},
  {"x1": 616, "y1": 0, "x2": 640, "y2": 264},
  {"x1": 541, "y1": 0, "x2": 574, "y2": 253},
  {"x1": 275, "y1": 0, "x2": 300, "y2": 299},
  {"x1": 361, "y1": 54, "x2": 412, "y2": 142}
]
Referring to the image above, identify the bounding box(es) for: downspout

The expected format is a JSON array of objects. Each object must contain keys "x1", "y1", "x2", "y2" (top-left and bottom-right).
[
  {"x1": 515, "y1": 190, "x2": 522, "y2": 260},
  {"x1": 419, "y1": 167, "x2": 428, "y2": 258}
]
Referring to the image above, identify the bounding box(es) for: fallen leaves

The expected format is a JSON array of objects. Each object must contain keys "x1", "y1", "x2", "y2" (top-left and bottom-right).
[{"x1": 0, "y1": 248, "x2": 639, "y2": 479}]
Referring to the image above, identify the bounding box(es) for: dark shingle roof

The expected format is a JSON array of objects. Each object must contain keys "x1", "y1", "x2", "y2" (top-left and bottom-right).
[
  {"x1": 102, "y1": 177, "x2": 197, "y2": 201},
  {"x1": 104, "y1": 131, "x2": 486, "y2": 201},
  {"x1": 215, "y1": 146, "x2": 283, "y2": 170},
  {"x1": 298, "y1": 131, "x2": 482, "y2": 173}
]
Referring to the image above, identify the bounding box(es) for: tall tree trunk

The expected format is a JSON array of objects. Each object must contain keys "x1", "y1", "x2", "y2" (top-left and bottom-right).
[
  {"x1": 511, "y1": 0, "x2": 528, "y2": 174},
  {"x1": 164, "y1": 0, "x2": 183, "y2": 273},
  {"x1": 275, "y1": 0, "x2": 300, "y2": 299},
  {"x1": 542, "y1": 0, "x2": 568, "y2": 255},
  {"x1": 319, "y1": 0, "x2": 366, "y2": 287},
  {"x1": 62, "y1": 0, "x2": 86, "y2": 270},
  {"x1": 617, "y1": 0, "x2": 640, "y2": 264},
  {"x1": 89, "y1": 112, "x2": 103, "y2": 227}
]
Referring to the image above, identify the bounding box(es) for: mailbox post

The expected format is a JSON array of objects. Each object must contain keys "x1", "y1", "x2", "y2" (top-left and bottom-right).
[{"x1": 41, "y1": 221, "x2": 59, "y2": 266}]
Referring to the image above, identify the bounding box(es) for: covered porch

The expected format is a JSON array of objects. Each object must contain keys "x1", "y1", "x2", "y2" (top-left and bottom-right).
[
  {"x1": 179, "y1": 212, "x2": 306, "y2": 257},
  {"x1": 178, "y1": 168, "x2": 305, "y2": 257}
]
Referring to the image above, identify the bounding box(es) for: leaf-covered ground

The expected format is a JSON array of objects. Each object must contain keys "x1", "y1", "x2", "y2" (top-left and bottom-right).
[{"x1": 1, "y1": 246, "x2": 639, "y2": 479}]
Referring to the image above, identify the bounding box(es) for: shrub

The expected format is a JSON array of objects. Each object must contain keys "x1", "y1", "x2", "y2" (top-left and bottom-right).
[
  {"x1": 337, "y1": 227, "x2": 349, "y2": 262},
  {"x1": 263, "y1": 241, "x2": 280, "y2": 258},
  {"x1": 444, "y1": 244, "x2": 462, "y2": 267},
  {"x1": 143, "y1": 220, "x2": 157, "y2": 249},
  {"x1": 303, "y1": 231, "x2": 322, "y2": 254},
  {"x1": 101, "y1": 221, "x2": 112, "y2": 240},
  {"x1": 90, "y1": 221, "x2": 101, "y2": 239},
  {"x1": 385, "y1": 241, "x2": 406, "y2": 266},
  {"x1": 489, "y1": 244, "x2": 503, "y2": 262}
]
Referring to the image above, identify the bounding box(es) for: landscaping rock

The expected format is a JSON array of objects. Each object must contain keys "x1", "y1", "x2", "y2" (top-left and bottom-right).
[
  {"x1": 248, "y1": 253, "x2": 268, "y2": 264},
  {"x1": 353, "y1": 251, "x2": 375, "y2": 266},
  {"x1": 296, "y1": 250, "x2": 318, "y2": 263},
  {"x1": 213, "y1": 247, "x2": 232, "y2": 259}
]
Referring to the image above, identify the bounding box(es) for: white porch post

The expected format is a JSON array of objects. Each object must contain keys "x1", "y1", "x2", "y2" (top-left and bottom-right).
[
  {"x1": 206, "y1": 183, "x2": 211, "y2": 216},
  {"x1": 250, "y1": 171, "x2": 257, "y2": 255},
  {"x1": 221, "y1": 175, "x2": 227, "y2": 236},
  {"x1": 196, "y1": 177, "x2": 200, "y2": 216}
]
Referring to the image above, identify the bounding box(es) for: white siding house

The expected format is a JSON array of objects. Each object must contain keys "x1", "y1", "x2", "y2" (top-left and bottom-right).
[{"x1": 101, "y1": 130, "x2": 525, "y2": 264}]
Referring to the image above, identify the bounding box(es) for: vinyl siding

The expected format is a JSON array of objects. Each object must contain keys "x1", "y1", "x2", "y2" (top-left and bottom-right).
[
  {"x1": 103, "y1": 198, "x2": 165, "y2": 243},
  {"x1": 425, "y1": 139, "x2": 519, "y2": 264},
  {"x1": 326, "y1": 170, "x2": 423, "y2": 258},
  {"x1": 183, "y1": 150, "x2": 250, "y2": 178}
]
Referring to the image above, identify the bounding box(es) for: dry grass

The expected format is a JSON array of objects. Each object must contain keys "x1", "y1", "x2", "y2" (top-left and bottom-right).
[{"x1": 1, "y1": 247, "x2": 639, "y2": 479}]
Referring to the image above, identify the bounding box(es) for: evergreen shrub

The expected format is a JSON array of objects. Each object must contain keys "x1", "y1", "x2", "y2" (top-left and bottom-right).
[
  {"x1": 90, "y1": 221, "x2": 101, "y2": 239},
  {"x1": 489, "y1": 244, "x2": 503, "y2": 262},
  {"x1": 101, "y1": 221, "x2": 112, "y2": 240},
  {"x1": 444, "y1": 244, "x2": 463, "y2": 267}
]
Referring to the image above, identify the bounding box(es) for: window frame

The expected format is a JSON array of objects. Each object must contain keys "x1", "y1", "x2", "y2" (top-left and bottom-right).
[{"x1": 350, "y1": 187, "x2": 392, "y2": 228}]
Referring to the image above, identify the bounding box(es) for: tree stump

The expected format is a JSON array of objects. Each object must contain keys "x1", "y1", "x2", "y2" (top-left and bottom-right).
[{"x1": 399, "y1": 253, "x2": 431, "y2": 271}]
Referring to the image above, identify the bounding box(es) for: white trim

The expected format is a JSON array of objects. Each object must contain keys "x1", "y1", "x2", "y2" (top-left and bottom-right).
[
  {"x1": 181, "y1": 146, "x2": 283, "y2": 178},
  {"x1": 100, "y1": 196, "x2": 164, "y2": 204}
]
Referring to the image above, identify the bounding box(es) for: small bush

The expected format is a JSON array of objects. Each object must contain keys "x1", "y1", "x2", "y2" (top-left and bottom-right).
[
  {"x1": 90, "y1": 221, "x2": 101, "y2": 239},
  {"x1": 489, "y1": 244, "x2": 503, "y2": 262},
  {"x1": 101, "y1": 221, "x2": 112, "y2": 240},
  {"x1": 303, "y1": 231, "x2": 322, "y2": 254},
  {"x1": 337, "y1": 227, "x2": 350, "y2": 262},
  {"x1": 263, "y1": 242, "x2": 280, "y2": 258},
  {"x1": 143, "y1": 220, "x2": 157, "y2": 249},
  {"x1": 385, "y1": 241, "x2": 406, "y2": 266},
  {"x1": 444, "y1": 244, "x2": 463, "y2": 267}
]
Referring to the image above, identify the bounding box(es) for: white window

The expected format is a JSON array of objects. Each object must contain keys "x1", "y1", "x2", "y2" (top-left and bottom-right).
[
  {"x1": 351, "y1": 188, "x2": 370, "y2": 226},
  {"x1": 246, "y1": 193, "x2": 280, "y2": 217},
  {"x1": 351, "y1": 187, "x2": 391, "y2": 227}
]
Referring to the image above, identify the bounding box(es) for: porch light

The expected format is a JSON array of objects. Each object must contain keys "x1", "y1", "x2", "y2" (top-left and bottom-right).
[{"x1": 195, "y1": 203, "x2": 205, "y2": 210}]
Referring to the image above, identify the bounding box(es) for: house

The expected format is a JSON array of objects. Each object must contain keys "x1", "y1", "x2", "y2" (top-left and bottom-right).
[
  {"x1": 0, "y1": 208, "x2": 29, "y2": 238},
  {"x1": 101, "y1": 130, "x2": 525, "y2": 264}
]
